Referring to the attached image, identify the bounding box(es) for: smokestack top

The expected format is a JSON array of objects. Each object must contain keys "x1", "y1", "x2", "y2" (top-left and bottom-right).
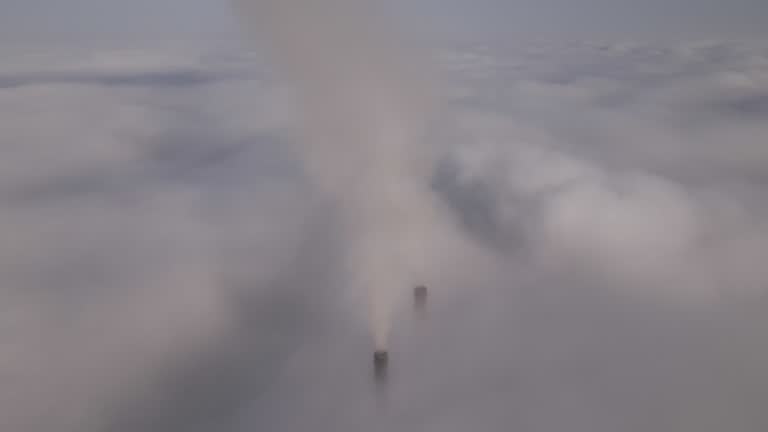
[
  {"x1": 373, "y1": 350, "x2": 389, "y2": 382},
  {"x1": 373, "y1": 350, "x2": 389, "y2": 362}
]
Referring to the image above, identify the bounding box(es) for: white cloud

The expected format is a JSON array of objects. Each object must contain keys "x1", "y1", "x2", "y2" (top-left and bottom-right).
[
  {"x1": 443, "y1": 41, "x2": 768, "y2": 300},
  {"x1": 3, "y1": 37, "x2": 768, "y2": 431},
  {"x1": 0, "y1": 45, "x2": 315, "y2": 431}
]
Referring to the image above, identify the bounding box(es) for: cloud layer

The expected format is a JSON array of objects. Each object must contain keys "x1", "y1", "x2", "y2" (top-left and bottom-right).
[{"x1": 2, "y1": 37, "x2": 768, "y2": 431}]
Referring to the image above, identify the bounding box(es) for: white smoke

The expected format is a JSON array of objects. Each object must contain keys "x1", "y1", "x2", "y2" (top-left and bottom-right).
[{"x1": 231, "y1": 0, "x2": 444, "y2": 349}]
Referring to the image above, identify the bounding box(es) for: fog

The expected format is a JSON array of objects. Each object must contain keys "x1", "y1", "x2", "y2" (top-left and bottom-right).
[{"x1": 2, "y1": 14, "x2": 768, "y2": 432}]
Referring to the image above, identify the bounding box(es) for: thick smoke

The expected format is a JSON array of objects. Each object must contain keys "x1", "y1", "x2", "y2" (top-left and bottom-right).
[{"x1": 231, "y1": 0, "x2": 443, "y2": 349}]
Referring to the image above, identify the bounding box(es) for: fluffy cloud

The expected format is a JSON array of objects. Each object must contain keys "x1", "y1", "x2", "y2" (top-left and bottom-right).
[
  {"x1": 0, "y1": 45, "x2": 316, "y2": 431},
  {"x1": 439, "y1": 40, "x2": 768, "y2": 301},
  {"x1": 2, "y1": 38, "x2": 768, "y2": 431}
]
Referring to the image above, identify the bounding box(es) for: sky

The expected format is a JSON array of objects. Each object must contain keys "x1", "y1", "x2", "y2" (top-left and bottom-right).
[{"x1": 2, "y1": 0, "x2": 768, "y2": 41}]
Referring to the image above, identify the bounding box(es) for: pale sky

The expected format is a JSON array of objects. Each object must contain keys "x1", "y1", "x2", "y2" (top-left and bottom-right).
[{"x1": 1, "y1": 0, "x2": 767, "y2": 41}]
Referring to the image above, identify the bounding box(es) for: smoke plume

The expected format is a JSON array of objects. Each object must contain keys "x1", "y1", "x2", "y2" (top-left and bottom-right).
[{"x1": 231, "y1": 0, "x2": 440, "y2": 349}]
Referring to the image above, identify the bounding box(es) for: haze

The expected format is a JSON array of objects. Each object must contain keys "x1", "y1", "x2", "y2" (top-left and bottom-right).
[{"x1": 2, "y1": 1, "x2": 768, "y2": 431}]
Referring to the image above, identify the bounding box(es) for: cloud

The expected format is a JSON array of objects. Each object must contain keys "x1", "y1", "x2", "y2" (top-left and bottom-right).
[
  {"x1": 0, "y1": 45, "x2": 254, "y2": 89},
  {"x1": 2, "y1": 37, "x2": 768, "y2": 431},
  {"x1": 437, "y1": 40, "x2": 768, "y2": 300},
  {"x1": 0, "y1": 46, "x2": 319, "y2": 431}
]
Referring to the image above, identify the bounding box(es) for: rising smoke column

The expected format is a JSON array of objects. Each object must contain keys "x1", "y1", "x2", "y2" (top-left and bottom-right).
[{"x1": 231, "y1": 0, "x2": 438, "y2": 349}]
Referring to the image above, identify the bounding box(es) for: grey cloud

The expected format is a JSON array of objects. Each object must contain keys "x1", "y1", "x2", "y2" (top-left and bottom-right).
[
  {"x1": 0, "y1": 47, "x2": 316, "y2": 432},
  {"x1": 4, "y1": 37, "x2": 768, "y2": 432},
  {"x1": 0, "y1": 69, "x2": 229, "y2": 89}
]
